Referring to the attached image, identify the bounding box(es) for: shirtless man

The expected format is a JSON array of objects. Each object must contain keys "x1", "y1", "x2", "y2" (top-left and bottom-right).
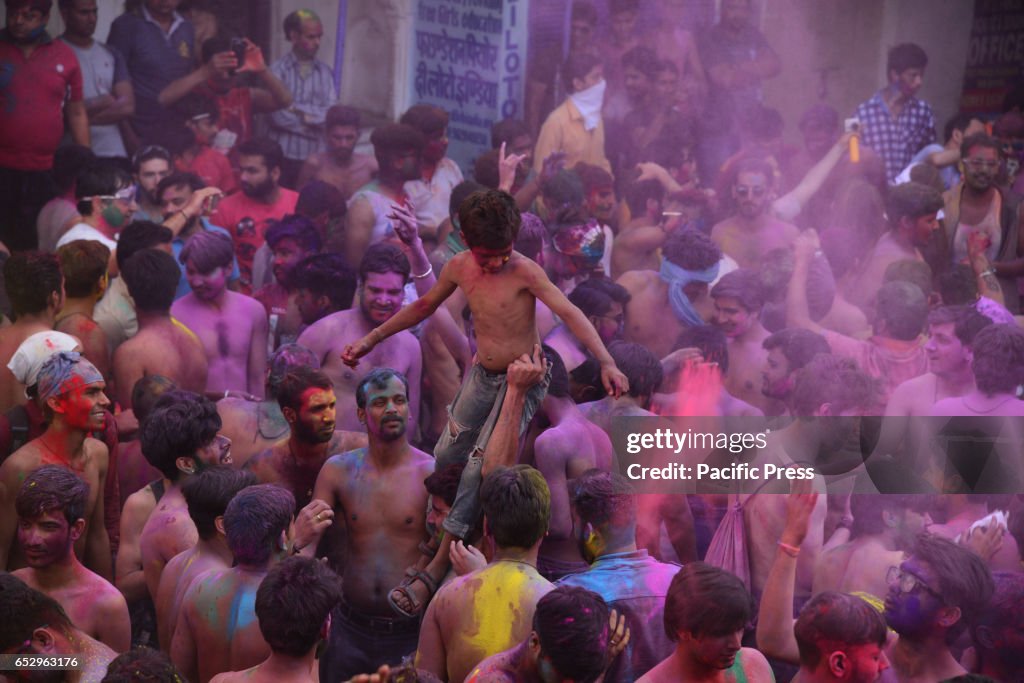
[
  {"x1": 928, "y1": 494, "x2": 1022, "y2": 572},
  {"x1": 311, "y1": 368, "x2": 435, "y2": 681},
  {"x1": 637, "y1": 563, "x2": 774, "y2": 683},
  {"x1": 711, "y1": 268, "x2": 784, "y2": 416},
  {"x1": 417, "y1": 466, "x2": 556, "y2": 683},
  {"x1": 297, "y1": 243, "x2": 422, "y2": 432},
  {"x1": 466, "y1": 586, "x2": 614, "y2": 683},
  {"x1": 13, "y1": 465, "x2": 129, "y2": 652},
  {"x1": 156, "y1": 467, "x2": 256, "y2": 650},
  {"x1": 55, "y1": 240, "x2": 111, "y2": 380},
  {"x1": 758, "y1": 489, "x2": 995, "y2": 683},
  {"x1": 0, "y1": 352, "x2": 110, "y2": 578},
  {"x1": 929, "y1": 323, "x2": 1024, "y2": 417},
  {"x1": 532, "y1": 351, "x2": 613, "y2": 580},
  {"x1": 0, "y1": 252, "x2": 65, "y2": 413},
  {"x1": 710, "y1": 157, "x2": 798, "y2": 270},
  {"x1": 137, "y1": 391, "x2": 233, "y2": 601},
  {"x1": 0, "y1": 573, "x2": 116, "y2": 683},
  {"x1": 544, "y1": 279, "x2": 630, "y2": 373},
  {"x1": 618, "y1": 229, "x2": 724, "y2": 360},
  {"x1": 761, "y1": 328, "x2": 831, "y2": 417},
  {"x1": 171, "y1": 484, "x2": 295, "y2": 683},
  {"x1": 845, "y1": 182, "x2": 943, "y2": 316},
  {"x1": 875, "y1": 307, "x2": 989, "y2": 458},
  {"x1": 342, "y1": 190, "x2": 627, "y2": 611},
  {"x1": 246, "y1": 366, "x2": 367, "y2": 508},
  {"x1": 114, "y1": 249, "x2": 209, "y2": 409},
  {"x1": 812, "y1": 493, "x2": 932, "y2": 599},
  {"x1": 172, "y1": 230, "x2": 269, "y2": 398},
  {"x1": 210, "y1": 556, "x2": 343, "y2": 683},
  {"x1": 296, "y1": 105, "x2": 378, "y2": 201},
  {"x1": 217, "y1": 344, "x2": 320, "y2": 468}
]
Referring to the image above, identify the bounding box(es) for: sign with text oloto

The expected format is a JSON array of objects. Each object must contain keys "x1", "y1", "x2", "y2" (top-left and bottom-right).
[{"x1": 410, "y1": 0, "x2": 530, "y2": 174}]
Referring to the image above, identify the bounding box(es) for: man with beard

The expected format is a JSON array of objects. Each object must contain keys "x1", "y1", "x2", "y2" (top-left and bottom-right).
[
  {"x1": 13, "y1": 465, "x2": 130, "y2": 652},
  {"x1": 297, "y1": 105, "x2": 378, "y2": 200},
  {"x1": 131, "y1": 145, "x2": 173, "y2": 222},
  {"x1": 345, "y1": 123, "x2": 425, "y2": 267},
  {"x1": 401, "y1": 104, "x2": 465, "y2": 242},
  {"x1": 297, "y1": 244, "x2": 422, "y2": 432},
  {"x1": 971, "y1": 572, "x2": 1024, "y2": 683},
  {"x1": 0, "y1": 352, "x2": 111, "y2": 578},
  {"x1": 710, "y1": 157, "x2": 798, "y2": 269},
  {"x1": 793, "y1": 592, "x2": 890, "y2": 683},
  {"x1": 210, "y1": 138, "x2": 299, "y2": 293},
  {"x1": 743, "y1": 353, "x2": 875, "y2": 603},
  {"x1": 0, "y1": 0, "x2": 89, "y2": 252},
  {"x1": 254, "y1": 215, "x2": 321, "y2": 350},
  {"x1": 172, "y1": 231, "x2": 269, "y2": 398},
  {"x1": 245, "y1": 367, "x2": 367, "y2": 508},
  {"x1": 311, "y1": 368, "x2": 435, "y2": 682},
  {"x1": 711, "y1": 268, "x2": 783, "y2": 416},
  {"x1": 638, "y1": 563, "x2": 773, "y2": 683},
  {"x1": 943, "y1": 133, "x2": 1024, "y2": 313},
  {"x1": 761, "y1": 328, "x2": 831, "y2": 417},
  {"x1": 155, "y1": 171, "x2": 239, "y2": 299},
  {"x1": 137, "y1": 391, "x2": 233, "y2": 601},
  {"x1": 545, "y1": 279, "x2": 630, "y2": 373},
  {"x1": 114, "y1": 249, "x2": 209, "y2": 410},
  {"x1": 845, "y1": 182, "x2": 943, "y2": 316}
]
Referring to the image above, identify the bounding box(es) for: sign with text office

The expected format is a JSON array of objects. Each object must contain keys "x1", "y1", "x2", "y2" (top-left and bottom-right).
[{"x1": 410, "y1": 0, "x2": 530, "y2": 174}]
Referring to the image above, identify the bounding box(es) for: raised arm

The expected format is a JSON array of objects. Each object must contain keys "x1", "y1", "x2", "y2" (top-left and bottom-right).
[
  {"x1": 786, "y1": 230, "x2": 826, "y2": 335},
  {"x1": 773, "y1": 131, "x2": 853, "y2": 222},
  {"x1": 525, "y1": 262, "x2": 628, "y2": 396},
  {"x1": 241, "y1": 40, "x2": 294, "y2": 114}
]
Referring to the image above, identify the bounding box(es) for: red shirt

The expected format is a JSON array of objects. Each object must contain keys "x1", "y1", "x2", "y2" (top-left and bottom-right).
[
  {"x1": 197, "y1": 82, "x2": 254, "y2": 143},
  {"x1": 180, "y1": 145, "x2": 238, "y2": 195},
  {"x1": 211, "y1": 188, "x2": 298, "y2": 294},
  {"x1": 0, "y1": 32, "x2": 84, "y2": 170}
]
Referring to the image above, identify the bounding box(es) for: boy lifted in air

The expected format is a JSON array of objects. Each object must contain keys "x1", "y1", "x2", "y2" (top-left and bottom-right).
[{"x1": 342, "y1": 188, "x2": 628, "y2": 616}]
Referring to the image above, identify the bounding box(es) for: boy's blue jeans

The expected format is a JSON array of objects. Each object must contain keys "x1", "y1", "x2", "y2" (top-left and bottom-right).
[{"x1": 434, "y1": 362, "x2": 551, "y2": 539}]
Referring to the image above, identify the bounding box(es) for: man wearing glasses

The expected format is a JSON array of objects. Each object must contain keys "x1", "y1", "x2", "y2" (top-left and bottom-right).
[
  {"x1": 942, "y1": 133, "x2": 1024, "y2": 313},
  {"x1": 57, "y1": 163, "x2": 138, "y2": 252},
  {"x1": 710, "y1": 157, "x2": 798, "y2": 269}
]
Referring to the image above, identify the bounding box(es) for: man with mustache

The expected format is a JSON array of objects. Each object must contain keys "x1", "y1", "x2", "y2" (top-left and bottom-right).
[
  {"x1": 297, "y1": 244, "x2": 422, "y2": 432},
  {"x1": 245, "y1": 367, "x2": 366, "y2": 509},
  {"x1": 311, "y1": 368, "x2": 435, "y2": 682},
  {"x1": 943, "y1": 133, "x2": 1024, "y2": 313},
  {"x1": 0, "y1": 352, "x2": 112, "y2": 578},
  {"x1": 210, "y1": 138, "x2": 299, "y2": 294},
  {"x1": 710, "y1": 157, "x2": 798, "y2": 270}
]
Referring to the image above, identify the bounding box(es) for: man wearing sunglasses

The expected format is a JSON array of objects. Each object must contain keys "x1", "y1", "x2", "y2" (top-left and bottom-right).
[
  {"x1": 58, "y1": 163, "x2": 138, "y2": 253},
  {"x1": 710, "y1": 156, "x2": 798, "y2": 270},
  {"x1": 942, "y1": 133, "x2": 1024, "y2": 314}
]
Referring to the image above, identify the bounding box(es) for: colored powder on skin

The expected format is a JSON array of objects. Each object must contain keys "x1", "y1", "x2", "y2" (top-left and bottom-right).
[
  {"x1": 469, "y1": 564, "x2": 530, "y2": 653},
  {"x1": 226, "y1": 585, "x2": 257, "y2": 641}
]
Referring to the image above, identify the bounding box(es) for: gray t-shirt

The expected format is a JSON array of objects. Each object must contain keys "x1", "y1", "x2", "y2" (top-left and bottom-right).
[{"x1": 62, "y1": 39, "x2": 129, "y2": 158}]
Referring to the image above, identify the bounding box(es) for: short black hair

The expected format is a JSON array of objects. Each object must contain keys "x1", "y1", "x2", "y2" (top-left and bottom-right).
[
  {"x1": 458, "y1": 190, "x2": 521, "y2": 250},
  {"x1": 533, "y1": 586, "x2": 610, "y2": 683},
  {"x1": 369, "y1": 123, "x2": 425, "y2": 170},
  {"x1": 562, "y1": 51, "x2": 601, "y2": 91},
  {"x1": 75, "y1": 162, "x2": 132, "y2": 215},
  {"x1": 53, "y1": 144, "x2": 96, "y2": 194},
  {"x1": 608, "y1": 341, "x2": 663, "y2": 399},
  {"x1": 662, "y1": 229, "x2": 720, "y2": 270},
  {"x1": 276, "y1": 366, "x2": 333, "y2": 413},
  {"x1": 265, "y1": 214, "x2": 322, "y2": 253},
  {"x1": 675, "y1": 325, "x2": 729, "y2": 374},
  {"x1": 116, "y1": 221, "x2": 174, "y2": 271},
  {"x1": 794, "y1": 592, "x2": 887, "y2": 668},
  {"x1": 909, "y1": 534, "x2": 994, "y2": 642},
  {"x1": 57, "y1": 240, "x2": 109, "y2": 299},
  {"x1": 568, "y1": 278, "x2": 631, "y2": 318},
  {"x1": 358, "y1": 242, "x2": 410, "y2": 283},
  {"x1": 480, "y1": 465, "x2": 550, "y2": 549},
  {"x1": 296, "y1": 180, "x2": 347, "y2": 221},
  {"x1": 762, "y1": 328, "x2": 830, "y2": 373},
  {"x1": 355, "y1": 368, "x2": 409, "y2": 409},
  {"x1": 155, "y1": 171, "x2": 205, "y2": 205},
  {"x1": 140, "y1": 391, "x2": 222, "y2": 481},
  {"x1": 876, "y1": 281, "x2": 928, "y2": 340},
  {"x1": 569, "y1": 469, "x2": 637, "y2": 533},
  {"x1": 664, "y1": 562, "x2": 752, "y2": 640},
  {"x1": 101, "y1": 647, "x2": 186, "y2": 683},
  {"x1": 4, "y1": 252, "x2": 63, "y2": 318},
  {"x1": 887, "y1": 43, "x2": 928, "y2": 76},
  {"x1": 491, "y1": 118, "x2": 530, "y2": 150},
  {"x1": 131, "y1": 143, "x2": 172, "y2": 174},
  {"x1": 543, "y1": 345, "x2": 570, "y2": 398},
  {"x1": 960, "y1": 132, "x2": 1002, "y2": 160},
  {"x1": 0, "y1": 574, "x2": 74, "y2": 653},
  {"x1": 131, "y1": 375, "x2": 177, "y2": 424},
  {"x1": 621, "y1": 45, "x2": 658, "y2": 80},
  {"x1": 256, "y1": 556, "x2": 342, "y2": 657},
  {"x1": 122, "y1": 249, "x2": 181, "y2": 314},
  {"x1": 424, "y1": 462, "x2": 465, "y2": 508},
  {"x1": 886, "y1": 182, "x2": 943, "y2": 229},
  {"x1": 711, "y1": 268, "x2": 765, "y2": 313},
  {"x1": 15, "y1": 465, "x2": 88, "y2": 527},
  {"x1": 223, "y1": 484, "x2": 295, "y2": 566},
  {"x1": 181, "y1": 467, "x2": 256, "y2": 540},
  {"x1": 291, "y1": 253, "x2": 357, "y2": 313},
  {"x1": 238, "y1": 138, "x2": 284, "y2": 173},
  {"x1": 325, "y1": 105, "x2": 360, "y2": 130},
  {"x1": 400, "y1": 103, "x2": 449, "y2": 138}
]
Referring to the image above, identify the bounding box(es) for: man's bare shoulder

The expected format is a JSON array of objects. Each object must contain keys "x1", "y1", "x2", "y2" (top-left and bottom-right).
[
  {"x1": 227, "y1": 291, "x2": 270, "y2": 318},
  {"x1": 123, "y1": 484, "x2": 158, "y2": 519},
  {"x1": 298, "y1": 309, "x2": 354, "y2": 348},
  {"x1": 617, "y1": 268, "x2": 658, "y2": 293},
  {"x1": 408, "y1": 446, "x2": 435, "y2": 472},
  {"x1": 217, "y1": 397, "x2": 258, "y2": 422},
  {"x1": 322, "y1": 447, "x2": 369, "y2": 477},
  {"x1": 0, "y1": 445, "x2": 41, "y2": 477}
]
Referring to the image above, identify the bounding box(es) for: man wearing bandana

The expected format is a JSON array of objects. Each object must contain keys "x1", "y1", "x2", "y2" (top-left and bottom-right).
[
  {"x1": 618, "y1": 229, "x2": 728, "y2": 360},
  {"x1": 0, "y1": 351, "x2": 112, "y2": 580},
  {"x1": 534, "y1": 52, "x2": 611, "y2": 177}
]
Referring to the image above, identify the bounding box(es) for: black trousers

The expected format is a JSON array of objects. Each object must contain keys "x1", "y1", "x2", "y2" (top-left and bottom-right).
[{"x1": 0, "y1": 166, "x2": 56, "y2": 252}]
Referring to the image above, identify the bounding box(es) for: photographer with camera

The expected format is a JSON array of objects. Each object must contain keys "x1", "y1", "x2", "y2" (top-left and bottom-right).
[{"x1": 157, "y1": 34, "x2": 293, "y2": 147}]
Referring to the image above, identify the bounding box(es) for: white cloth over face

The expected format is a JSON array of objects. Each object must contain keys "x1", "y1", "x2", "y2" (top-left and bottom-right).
[
  {"x1": 7, "y1": 331, "x2": 81, "y2": 387},
  {"x1": 569, "y1": 79, "x2": 607, "y2": 131}
]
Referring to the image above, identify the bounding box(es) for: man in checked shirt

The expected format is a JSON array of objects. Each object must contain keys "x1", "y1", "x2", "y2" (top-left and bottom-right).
[{"x1": 853, "y1": 43, "x2": 937, "y2": 185}]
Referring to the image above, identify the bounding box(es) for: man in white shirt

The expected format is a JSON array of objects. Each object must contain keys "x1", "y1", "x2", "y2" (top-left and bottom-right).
[{"x1": 58, "y1": 163, "x2": 138, "y2": 252}]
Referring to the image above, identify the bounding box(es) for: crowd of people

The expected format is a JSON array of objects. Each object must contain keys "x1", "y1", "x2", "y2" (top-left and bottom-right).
[{"x1": 1, "y1": 0, "x2": 1024, "y2": 681}]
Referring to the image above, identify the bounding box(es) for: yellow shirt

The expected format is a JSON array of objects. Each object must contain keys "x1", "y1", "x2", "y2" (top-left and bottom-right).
[{"x1": 533, "y1": 98, "x2": 611, "y2": 174}]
